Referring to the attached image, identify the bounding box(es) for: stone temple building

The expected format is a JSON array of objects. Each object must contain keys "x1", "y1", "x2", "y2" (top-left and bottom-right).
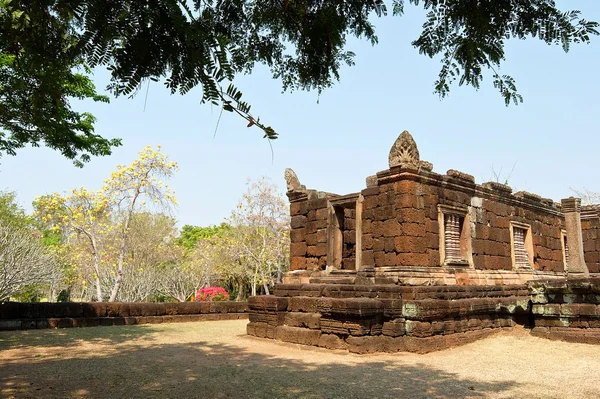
[
  {"x1": 284, "y1": 130, "x2": 597, "y2": 285},
  {"x1": 247, "y1": 131, "x2": 600, "y2": 353}
]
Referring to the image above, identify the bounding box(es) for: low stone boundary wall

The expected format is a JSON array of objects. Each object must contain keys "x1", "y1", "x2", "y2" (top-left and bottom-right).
[
  {"x1": 529, "y1": 278, "x2": 600, "y2": 344},
  {"x1": 0, "y1": 301, "x2": 248, "y2": 331},
  {"x1": 248, "y1": 284, "x2": 529, "y2": 354}
]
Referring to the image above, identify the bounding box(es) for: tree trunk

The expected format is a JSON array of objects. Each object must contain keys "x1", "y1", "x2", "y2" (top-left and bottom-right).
[
  {"x1": 89, "y1": 235, "x2": 103, "y2": 302},
  {"x1": 108, "y1": 269, "x2": 123, "y2": 302},
  {"x1": 47, "y1": 284, "x2": 54, "y2": 303},
  {"x1": 108, "y1": 199, "x2": 136, "y2": 302},
  {"x1": 260, "y1": 264, "x2": 270, "y2": 295},
  {"x1": 235, "y1": 280, "x2": 246, "y2": 301}
]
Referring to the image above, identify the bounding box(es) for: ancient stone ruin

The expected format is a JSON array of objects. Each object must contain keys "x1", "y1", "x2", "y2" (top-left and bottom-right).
[{"x1": 247, "y1": 131, "x2": 600, "y2": 353}]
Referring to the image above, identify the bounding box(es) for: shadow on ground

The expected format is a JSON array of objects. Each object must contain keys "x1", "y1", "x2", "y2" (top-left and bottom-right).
[
  {"x1": 0, "y1": 325, "x2": 518, "y2": 399},
  {"x1": 0, "y1": 324, "x2": 156, "y2": 349}
]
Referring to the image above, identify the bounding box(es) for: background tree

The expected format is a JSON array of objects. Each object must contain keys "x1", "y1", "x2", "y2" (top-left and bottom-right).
[
  {"x1": 116, "y1": 212, "x2": 179, "y2": 302},
  {"x1": 177, "y1": 223, "x2": 231, "y2": 251},
  {"x1": 103, "y1": 145, "x2": 179, "y2": 301},
  {"x1": 0, "y1": 191, "x2": 31, "y2": 228},
  {"x1": 162, "y1": 239, "x2": 218, "y2": 302},
  {"x1": 0, "y1": 191, "x2": 62, "y2": 301},
  {"x1": 163, "y1": 223, "x2": 231, "y2": 302},
  {"x1": 0, "y1": 223, "x2": 59, "y2": 301},
  {"x1": 227, "y1": 177, "x2": 289, "y2": 296},
  {"x1": 1, "y1": 1, "x2": 597, "y2": 162},
  {"x1": 571, "y1": 188, "x2": 600, "y2": 206},
  {"x1": 34, "y1": 189, "x2": 113, "y2": 301},
  {"x1": 33, "y1": 145, "x2": 179, "y2": 302}
]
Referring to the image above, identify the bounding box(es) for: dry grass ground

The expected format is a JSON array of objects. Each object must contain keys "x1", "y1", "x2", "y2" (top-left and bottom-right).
[{"x1": 1, "y1": 320, "x2": 599, "y2": 399}]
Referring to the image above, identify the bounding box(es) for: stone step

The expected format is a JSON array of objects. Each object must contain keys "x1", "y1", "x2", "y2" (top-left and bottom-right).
[{"x1": 309, "y1": 277, "x2": 357, "y2": 284}]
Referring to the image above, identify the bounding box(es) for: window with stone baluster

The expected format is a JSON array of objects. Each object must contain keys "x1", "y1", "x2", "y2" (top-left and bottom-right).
[
  {"x1": 438, "y1": 205, "x2": 472, "y2": 266},
  {"x1": 510, "y1": 221, "x2": 533, "y2": 269}
]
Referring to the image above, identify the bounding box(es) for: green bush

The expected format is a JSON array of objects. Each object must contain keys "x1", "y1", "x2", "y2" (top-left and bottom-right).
[{"x1": 57, "y1": 289, "x2": 70, "y2": 302}]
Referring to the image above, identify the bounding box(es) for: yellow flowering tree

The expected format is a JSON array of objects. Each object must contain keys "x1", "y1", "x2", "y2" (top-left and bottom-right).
[
  {"x1": 34, "y1": 145, "x2": 178, "y2": 302},
  {"x1": 34, "y1": 189, "x2": 113, "y2": 301},
  {"x1": 103, "y1": 145, "x2": 178, "y2": 301}
]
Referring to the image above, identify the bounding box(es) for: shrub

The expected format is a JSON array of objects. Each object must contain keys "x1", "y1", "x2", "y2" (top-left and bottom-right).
[
  {"x1": 195, "y1": 286, "x2": 230, "y2": 302},
  {"x1": 11, "y1": 284, "x2": 43, "y2": 302},
  {"x1": 57, "y1": 289, "x2": 70, "y2": 302}
]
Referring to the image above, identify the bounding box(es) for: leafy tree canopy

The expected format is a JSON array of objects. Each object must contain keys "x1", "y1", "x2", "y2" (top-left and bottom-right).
[
  {"x1": 0, "y1": 190, "x2": 31, "y2": 228},
  {"x1": 1, "y1": 0, "x2": 598, "y2": 162},
  {"x1": 177, "y1": 223, "x2": 232, "y2": 251},
  {"x1": 0, "y1": 1, "x2": 122, "y2": 167}
]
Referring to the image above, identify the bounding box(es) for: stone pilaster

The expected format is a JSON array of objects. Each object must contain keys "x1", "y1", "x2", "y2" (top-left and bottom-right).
[{"x1": 561, "y1": 198, "x2": 589, "y2": 277}]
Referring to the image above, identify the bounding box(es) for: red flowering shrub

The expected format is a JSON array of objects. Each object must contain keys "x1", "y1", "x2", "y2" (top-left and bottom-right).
[{"x1": 195, "y1": 286, "x2": 230, "y2": 302}]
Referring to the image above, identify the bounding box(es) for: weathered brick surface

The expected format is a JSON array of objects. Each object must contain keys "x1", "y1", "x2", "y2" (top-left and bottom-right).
[
  {"x1": 531, "y1": 326, "x2": 600, "y2": 344},
  {"x1": 346, "y1": 336, "x2": 385, "y2": 354},
  {"x1": 247, "y1": 281, "x2": 538, "y2": 352},
  {"x1": 288, "y1": 297, "x2": 320, "y2": 313},
  {"x1": 400, "y1": 285, "x2": 528, "y2": 301},
  {"x1": 582, "y1": 216, "x2": 600, "y2": 273},
  {"x1": 402, "y1": 298, "x2": 504, "y2": 320},
  {"x1": 382, "y1": 319, "x2": 406, "y2": 337},
  {"x1": 318, "y1": 333, "x2": 348, "y2": 350},
  {"x1": 527, "y1": 279, "x2": 600, "y2": 344},
  {"x1": 248, "y1": 296, "x2": 289, "y2": 312},
  {"x1": 0, "y1": 301, "x2": 249, "y2": 331},
  {"x1": 284, "y1": 312, "x2": 321, "y2": 329},
  {"x1": 317, "y1": 298, "x2": 383, "y2": 317},
  {"x1": 275, "y1": 326, "x2": 321, "y2": 345},
  {"x1": 320, "y1": 317, "x2": 374, "y2": 336},
  {"x1": 247, "y1": 322, "x2": 276, "y2": 339},
  {"x1": 274, "y1": 284, "x2": 403, "y2": 299},
  {"x1": 249, "y1": 311, "x2": 286, "y2": 326}
]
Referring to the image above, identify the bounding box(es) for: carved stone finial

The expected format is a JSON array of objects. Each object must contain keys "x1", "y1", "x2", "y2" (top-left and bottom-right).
[
  {"x1": 389, "y1": 130, "x2": 420, "y2": 169},
  {"x1": 365, "y1": 175, "x2": 378, "y2": 187},
  {"x1": 284, "y1": 168, "x2": 304, "y2": 192},
  {"x1": 420, "y1": 160, "x2": 434, "y2": 172}
]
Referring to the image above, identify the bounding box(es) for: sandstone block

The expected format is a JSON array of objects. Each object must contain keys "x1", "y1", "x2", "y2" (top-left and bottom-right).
[
  {"x1": 275, "y1": 326, "x2": 321, "y2": 346},
  {"x1": 347, "y1": 336, "x2": 385, "y2": 354},
  {"x1": 318, "y1": 333, "x2": 348, "y2": 350},
  {"x1": 249, "y1": 296, "x2": 289, "y2": 312},
  {"x1": 284, "y1": 312, "x2": 321, "y2": 329},
  {"x1": 317, "y1": 298, "x2": 383, "y2": 317},
  {"x1": 382, "y1": 319, "x2": 406, "y2": 337},
  {"x1": 290, "y1": 215, "x2": 308, "y2": 229},
  {"x1": 288, "y1": 297, "x2": 320, "y2": 313}
]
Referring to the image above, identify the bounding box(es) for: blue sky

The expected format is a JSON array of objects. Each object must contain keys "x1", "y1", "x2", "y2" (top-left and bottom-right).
[{"x1": 2, "y1": 1, "x2": 599, "y2": 227}]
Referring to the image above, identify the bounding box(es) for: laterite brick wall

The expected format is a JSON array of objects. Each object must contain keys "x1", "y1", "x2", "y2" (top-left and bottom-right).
[{"x1": 0, "y1": 301, "x2": 248, "y2": 331}]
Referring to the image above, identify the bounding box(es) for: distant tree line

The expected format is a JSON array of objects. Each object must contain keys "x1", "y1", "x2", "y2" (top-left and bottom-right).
[{"x1": 0, "y1": 147, "x2": 289, "y2": 302}]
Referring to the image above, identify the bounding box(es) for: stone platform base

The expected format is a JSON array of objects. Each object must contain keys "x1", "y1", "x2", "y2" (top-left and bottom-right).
[
  {"x1": 247, "y1": 283, "x2": 529, "y2": 354},
  {"x1": 528, "y1": 278, "x2": 600, "y2": 345},
  {"x1": 248, "y1": 322, "x2": 515, "y2": 354},
  {"x1": 531, "y1": 327, "x2": 600, "y2": 345}
]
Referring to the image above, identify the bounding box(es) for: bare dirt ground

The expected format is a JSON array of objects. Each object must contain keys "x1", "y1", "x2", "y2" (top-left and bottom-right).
[{"x1": 1, "y1": 320, "x2": 599, "y2": 399}]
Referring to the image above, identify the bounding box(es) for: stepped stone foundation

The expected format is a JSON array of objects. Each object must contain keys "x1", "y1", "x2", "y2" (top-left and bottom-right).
[
  {"x1": 247, "y1": 131, "x2": 600, "y2": 352},
  {"x1": 530, "y1": 278, "x2": 600, "y2": 344},
  {"x1": 248, "y1": 284, "x2": 529, "y2": 353}
]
